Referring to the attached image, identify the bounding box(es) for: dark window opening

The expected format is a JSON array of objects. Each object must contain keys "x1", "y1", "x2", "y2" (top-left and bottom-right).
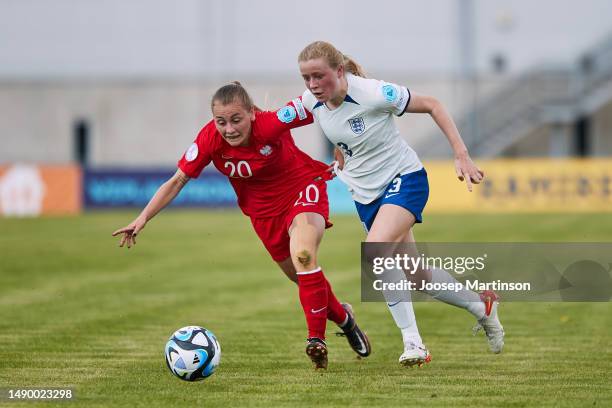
[
  {"x1": 575, "y1": 116, "x2": 590, "y2": 157},
  {"x1": 73, "y1": 119, "x2": 90, "y2": 165},
  {"x1": 491, "y1": 53, "x2": 507, "y2": 74}
]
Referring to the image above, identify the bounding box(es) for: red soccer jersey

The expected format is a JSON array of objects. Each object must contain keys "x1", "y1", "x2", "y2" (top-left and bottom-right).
[{"x1": 178, "y1": 98, "x2": 330, "y2": 218}]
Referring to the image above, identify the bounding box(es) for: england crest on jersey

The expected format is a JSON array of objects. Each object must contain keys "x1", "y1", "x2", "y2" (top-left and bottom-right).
[{"x1": 348, "y1": 117, "x2": 365, "y2": 135}]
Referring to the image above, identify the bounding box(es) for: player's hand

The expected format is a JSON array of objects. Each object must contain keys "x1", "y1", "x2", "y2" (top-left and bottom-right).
[
  {"x1": 324, "y1": 162, "x2": 337, "y2": 180},
  {"x1": 454, "y1": 153, "x2": 484, "y2": 192},
  {"x1": 324, "y1": 147, "x2": 345, "y2": 178},
  {"x1": 112, "y1": 215, "x2": 147, "y2": 249},
  {"x1": 333, "y1": 147, "x2": 345, "y2": 171}
]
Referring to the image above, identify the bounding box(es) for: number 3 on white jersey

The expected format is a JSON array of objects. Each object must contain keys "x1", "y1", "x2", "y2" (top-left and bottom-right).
[
  {"x1": 224, "y1": 160, "x2": 252, "y2": 178},
  {"x1": 294, "y1": 184, "x2": 320, "y2": 206}
]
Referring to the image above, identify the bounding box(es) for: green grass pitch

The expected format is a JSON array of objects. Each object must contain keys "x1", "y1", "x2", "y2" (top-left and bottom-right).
[{"x1": 0, "y1": 212, "x2": 611, "y2": 407}]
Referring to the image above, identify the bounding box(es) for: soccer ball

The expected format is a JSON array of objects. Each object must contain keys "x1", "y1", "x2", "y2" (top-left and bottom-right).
[{"x1": 164, "y1": 326, "x2": 221, "y2": 381}]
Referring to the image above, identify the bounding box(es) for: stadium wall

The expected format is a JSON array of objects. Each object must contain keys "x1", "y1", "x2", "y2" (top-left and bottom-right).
[
  {"x1": 0, "y1": 77, "x2": 509, "y2": 167},
  {"x1": 1, "y1": 159, "x2": 611, "y2": 217}
]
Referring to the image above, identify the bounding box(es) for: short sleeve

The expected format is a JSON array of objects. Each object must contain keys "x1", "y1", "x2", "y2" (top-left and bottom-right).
[
  {"x1": 374, "y1": 81, "x2": 411, "y2": 116},
  {"x1": 253, "y1": 97, "x2": 314, "y2": 140},
  {"x1": 177, "y1": 122, "x2": 215, "y2": 179}
]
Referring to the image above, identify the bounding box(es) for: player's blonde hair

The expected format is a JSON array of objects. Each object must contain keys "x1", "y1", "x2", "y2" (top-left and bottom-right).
[
  {"x1": 298, "y1": 41, "x2": 366, "y2": 78},
  {"x1": 211, "y1": 81, "x2": 261, "y2": 112}
]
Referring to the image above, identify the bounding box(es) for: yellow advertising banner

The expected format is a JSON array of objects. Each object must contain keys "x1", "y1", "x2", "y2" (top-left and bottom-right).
[
  {"x1": 0, "y1": 164, "x2": 82, "y2": 216},
  {"x1": 425, "y1": 159, "x2": 612, "y2": 213}
]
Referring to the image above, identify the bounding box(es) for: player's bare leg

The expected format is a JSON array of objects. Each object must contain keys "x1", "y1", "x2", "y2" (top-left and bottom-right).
[
  {"x1": 276, "y1": 258, "x2": 298, "y2": 284},
  {"x1": 367, "y1": 204, "x2": 430, "y2": 366},
  {"x1": 288, "y1": 212, "x2": 325, "y2": 272},
  {"x1": 402, "y1": 228, "x2": 504, "y2": 353},
  {"x1": 370, "y1": 204, "x2": 504, "y2": 359}
]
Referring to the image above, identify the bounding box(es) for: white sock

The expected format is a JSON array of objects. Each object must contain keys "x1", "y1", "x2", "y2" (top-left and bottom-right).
[
  {"x1": 393, "y1": 304, "x2": 422, "y2": 345},
  {"x1": 382, "y1": 268, "x2": 422, "y2": 345},
  {"x1": 423, "y1": 268, "x2": 485, "y2": 319}
]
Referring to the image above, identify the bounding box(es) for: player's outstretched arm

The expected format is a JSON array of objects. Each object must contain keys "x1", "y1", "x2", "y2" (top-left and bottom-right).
[
  {"x1": 112, "y1": 169, "x2": 190, "y2": 248},
  {"x1": 405, "y1": 93, "x2": 484, "y2": 192}
]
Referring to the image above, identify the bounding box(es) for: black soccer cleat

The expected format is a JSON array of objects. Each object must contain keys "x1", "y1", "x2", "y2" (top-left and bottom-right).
[
  {"x1": 305, "y1": 337, "x2": 328, "y2": 370},
  {"x1": 336, "y1": 303, "x2": 371, "y2": 357}
]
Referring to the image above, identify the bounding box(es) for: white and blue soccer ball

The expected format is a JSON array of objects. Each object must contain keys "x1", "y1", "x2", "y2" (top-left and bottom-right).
[{"x1": 164, "y1": 326, "x2": 221, "y2": 381}]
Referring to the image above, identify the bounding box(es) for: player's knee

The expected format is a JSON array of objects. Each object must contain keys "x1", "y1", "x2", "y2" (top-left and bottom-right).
[{"x1": 294, "y1": 248, "x2": 316, "y2": 269}]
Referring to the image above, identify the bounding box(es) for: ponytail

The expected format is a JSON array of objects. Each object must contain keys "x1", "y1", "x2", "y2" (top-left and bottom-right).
[{"x1": 342, "y1": 55, "x2": 366, "y2": 78}]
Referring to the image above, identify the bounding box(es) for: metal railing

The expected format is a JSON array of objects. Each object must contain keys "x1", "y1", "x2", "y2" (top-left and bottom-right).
[{"x1": 420, "y1": 33, "x2": 612, "y2": 158}]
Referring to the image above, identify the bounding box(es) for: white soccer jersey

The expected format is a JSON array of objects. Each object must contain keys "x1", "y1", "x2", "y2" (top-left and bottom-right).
[{"x1": 302, "y1": 74, "x2": 423, "y2": 204}]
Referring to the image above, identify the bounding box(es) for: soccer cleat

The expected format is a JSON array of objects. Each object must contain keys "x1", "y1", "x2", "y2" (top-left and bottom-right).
[
  {"x1": 399, "y1": 341, "x2": 431, "y2": 367},
  {"x1": 473, "y1": 290, "x2": 505, "y2": 354},
  {"x1": 305, "y1": 337, "x2": 328, "y2": 370},
  {"x1": 335, "y1": 303, "x2": 371, "y2": 357}
]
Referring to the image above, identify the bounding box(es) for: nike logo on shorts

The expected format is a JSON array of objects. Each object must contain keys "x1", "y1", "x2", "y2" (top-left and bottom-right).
[{"x1": 384, "y1": 193, "x2": 400, "y2": 199}]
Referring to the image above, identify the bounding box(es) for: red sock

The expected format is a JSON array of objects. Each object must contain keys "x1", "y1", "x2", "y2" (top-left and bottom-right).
[
  {"x1": 325, "y1": 278, "x2": 348, "y2": 326},
  {"x1": 296, "y1": 267, "x2": 328, "y2": 340}
]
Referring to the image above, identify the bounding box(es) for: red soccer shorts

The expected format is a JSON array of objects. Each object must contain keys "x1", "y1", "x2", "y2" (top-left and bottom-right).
[{"x1": 250, "y1": 179, "x2": 332, "y2": 262}]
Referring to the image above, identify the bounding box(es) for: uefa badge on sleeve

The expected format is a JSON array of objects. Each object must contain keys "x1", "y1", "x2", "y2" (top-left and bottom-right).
[
  {"x1": 277, "y1": 106, "x2": 297, "y2": 123},
  {"x1": 382, "y1": 84, "x2": 398, "y2": 102},
  {"x1": 185, "y1": 143, "x2": 199, "y2": 162}
]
